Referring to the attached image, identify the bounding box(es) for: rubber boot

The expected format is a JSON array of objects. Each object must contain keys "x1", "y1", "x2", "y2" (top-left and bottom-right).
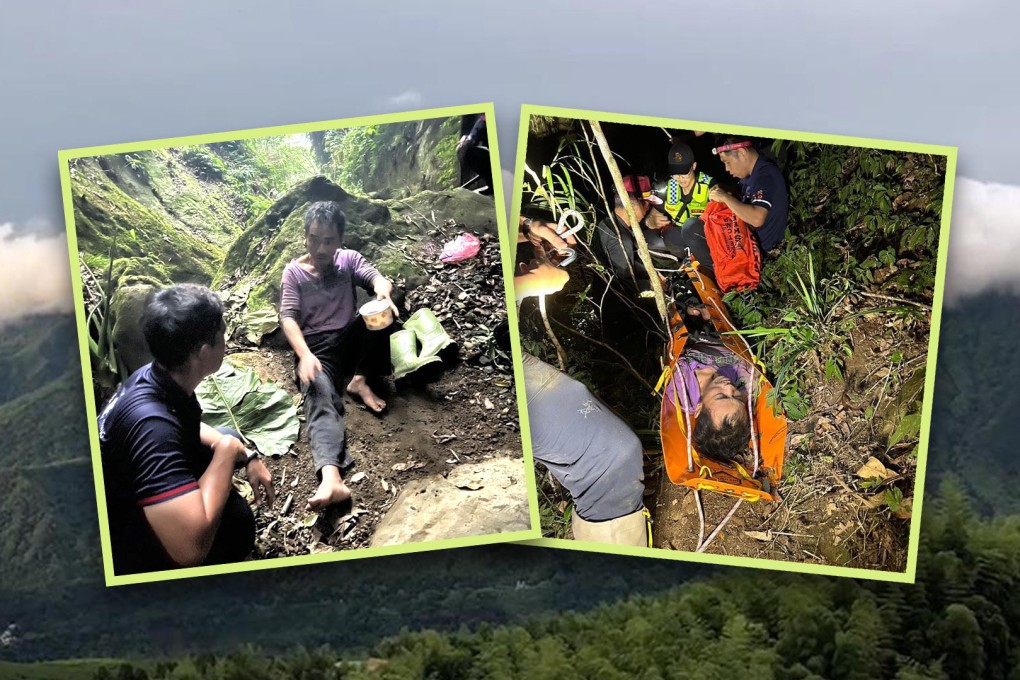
[
  {"x1": 571, "y1": 508, "x2": 652, "y2": 547},
  {"x1": 390, "y1": 329, "x2": 442, "y2": 379},
  {"x1": 402, "y1": 308, "x2": 455, "y2": 358}
]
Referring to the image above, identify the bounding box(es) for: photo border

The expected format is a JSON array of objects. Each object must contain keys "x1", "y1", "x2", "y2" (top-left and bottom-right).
[
  {"x1": 510, "y1": 104, "x2": 958, "y2": 585},
  {"x1": 58, "y1": 102, "x2": 542, "y2": 587}
]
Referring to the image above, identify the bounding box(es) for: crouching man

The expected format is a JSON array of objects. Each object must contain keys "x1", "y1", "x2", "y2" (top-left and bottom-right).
[{"x1": 98, "y1": 284, "x2": 275, "y2": 575}]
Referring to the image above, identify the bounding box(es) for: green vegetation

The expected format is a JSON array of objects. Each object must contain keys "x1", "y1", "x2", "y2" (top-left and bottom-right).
[
  {"x1": 0, "y1": 300, "x2": 1019, "y2": 677},
  {"x1": 69, "y1": 156, "x2": 223, "y2": 286},
  {"x1": 721, "y1": 142, "x2": 945, "y2": 415},
  {"x1": 195, "y1": 361, "x2": 299, "y2": 457},
  {"x1": 0, "y1": 481, "x2": 1003, "y2": 679},
  {"x1": 328, "y1": 118, "x2": 461, "y2": 196}
]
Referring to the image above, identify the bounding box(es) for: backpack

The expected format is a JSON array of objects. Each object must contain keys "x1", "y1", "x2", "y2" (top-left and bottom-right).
[{"x1": 701, "y1": 201, "x2": 761, "y2": 293}]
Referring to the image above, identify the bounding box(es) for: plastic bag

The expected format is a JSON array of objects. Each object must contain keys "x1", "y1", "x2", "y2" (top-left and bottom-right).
[{"x1": 439, "y1": 233, "x2": 481, "y2": 263}]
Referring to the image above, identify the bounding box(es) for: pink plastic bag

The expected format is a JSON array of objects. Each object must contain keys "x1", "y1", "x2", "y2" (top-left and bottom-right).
[{"x1": 439, "y1": 233, "x2": 481, "y2": 263}]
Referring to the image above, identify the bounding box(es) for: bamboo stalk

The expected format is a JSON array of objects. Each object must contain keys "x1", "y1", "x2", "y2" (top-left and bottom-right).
[{"x1": 589, "y1": 121, "x2": 669, "y2": 322}]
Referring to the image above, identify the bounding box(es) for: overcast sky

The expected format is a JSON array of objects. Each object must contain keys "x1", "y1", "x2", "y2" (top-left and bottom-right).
[{"x1": 1, "y1": 0, "x2": 1018, "y2": 317}]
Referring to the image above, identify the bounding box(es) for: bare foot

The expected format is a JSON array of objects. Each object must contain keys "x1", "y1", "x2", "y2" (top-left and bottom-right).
[
  {"x1": 306, "y1": 466, "x2": 352, "y2": 511},
  {"x1": 347, "y1": 374, "x2": 386, "y2": 412}
]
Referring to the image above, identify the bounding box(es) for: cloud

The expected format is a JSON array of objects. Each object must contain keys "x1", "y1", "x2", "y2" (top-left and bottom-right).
[
  {"x1": 386, "y1": 90, "x2": 424, "y2": 108},
  {"x1": 0, "y1": 223, "x2": 73, "y2": 321},
  {"x1": 944, "y1": 178, "x2": 1020, "y2": 304}
]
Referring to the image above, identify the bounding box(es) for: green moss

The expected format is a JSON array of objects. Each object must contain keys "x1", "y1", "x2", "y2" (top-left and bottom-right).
[
  {"x1": 374, "y1": 249, "x2": 425, "y2": 281},
  {"x1": 213, "y1": 176, "x2": 410, "y2": 313},
  {"x1": 335, "y1": 124, "x2": 383, "y2": 193},
  {"x1": 332, "y1": 118, "x2": 461, "y2": 195},
  {"x1": 69, "y1": 157, "x2": 223, "y2": 287},
  {"x1": 179, "y1": 146, "x2": 227, "y2": 181},
  {"x1": 433, "y1": 119, "x2": 460, "y2": 188}
]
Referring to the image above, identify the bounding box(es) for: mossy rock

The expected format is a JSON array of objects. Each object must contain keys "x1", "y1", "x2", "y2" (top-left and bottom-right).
[
  {"x1": 335, "y1": 117, "x2": 461, "y2": 194},
  {"x1": 110, "y1": 284, "x2": 156, "y2": 374},
  {"x1": 69, "y1": 157, "x2": 225, "y2": 286},
  {"x1": 385, "y1": 189, "x2": 499, "y2": 235},
  {"x1": 213, "y1": 176, "x2": 400, "y2": 313}
]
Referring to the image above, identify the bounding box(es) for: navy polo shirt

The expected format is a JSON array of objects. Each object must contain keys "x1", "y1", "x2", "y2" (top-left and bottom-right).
[
  {"x1": 739, "y1": 156, "x2": 788, "y2": 252},
  {"x1": 98, "y1": 362, "x2": 211, "y2": 573}
]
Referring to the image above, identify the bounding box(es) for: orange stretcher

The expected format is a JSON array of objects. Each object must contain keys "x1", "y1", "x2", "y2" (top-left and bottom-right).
[{"x1": 656, "y1": 260, "x2": 787, "y2": 503}]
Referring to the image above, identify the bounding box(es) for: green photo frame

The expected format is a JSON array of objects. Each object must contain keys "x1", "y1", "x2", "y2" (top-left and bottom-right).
[
  {"x1": 510, "y1": 104, "x2": 957, "y2": 584},
  {"x1": 59, "y1": 103, "x2": 542, "y2": 587}
]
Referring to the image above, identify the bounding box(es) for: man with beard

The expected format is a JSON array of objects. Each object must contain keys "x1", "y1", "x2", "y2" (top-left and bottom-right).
[{"x1": 280, "y1": 201, "x2": 398, "y2": 510}]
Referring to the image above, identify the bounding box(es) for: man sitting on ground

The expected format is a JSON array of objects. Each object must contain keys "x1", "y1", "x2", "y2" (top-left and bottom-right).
[
  {"x1": 99, "y1": 284, "x2": 275, "y2": 575},
  {"x1": 674, "y1": 138, "x2": 789, "y2": 282},
  {"x1": 596, "y1": 174, "x2": 684, "y2": 282},
  {"x1": 645, "y1": 142, "x2": 715, "y2": 232},
  {"x1": 280, "y1": 201, "x2": 398, "y2": 510}
]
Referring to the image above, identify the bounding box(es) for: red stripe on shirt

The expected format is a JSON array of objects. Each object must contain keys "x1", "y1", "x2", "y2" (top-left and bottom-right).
[{"x1": 137, "y1": 482, "x2": 199, "y2": 507}]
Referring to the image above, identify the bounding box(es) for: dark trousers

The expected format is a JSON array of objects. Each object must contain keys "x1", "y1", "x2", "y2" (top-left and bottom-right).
[
  {"x1": 676, "y1": 217, "x2": 716, "y2": 282},
  {"x1": 206, "y1": 426, "x2": 256, "y2": 566},
  {"x1": 460, "y1": 145, "x2": 493, "y2": 195},
  {"x1": 298, "y1": 319, "x2": 392, "y2": 474}
]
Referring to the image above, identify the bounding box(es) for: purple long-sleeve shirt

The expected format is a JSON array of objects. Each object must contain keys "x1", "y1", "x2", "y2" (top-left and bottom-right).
[
  {"x1": 280, "y1": 249, "x2": 381, "y2": 335},
  {"x1": 663, "y1": 337, "x2": 755, "y2": 414}
]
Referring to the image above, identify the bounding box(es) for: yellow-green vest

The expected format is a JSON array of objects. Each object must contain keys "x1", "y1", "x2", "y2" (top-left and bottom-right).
[{"x1": 664, "y1": 172, "x2": 712, "y2": 225}]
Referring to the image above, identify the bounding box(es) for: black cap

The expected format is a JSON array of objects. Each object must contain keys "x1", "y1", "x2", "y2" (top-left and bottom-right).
[{"x1": 667, "y1": 143, "x2": 695, "y2": 175}]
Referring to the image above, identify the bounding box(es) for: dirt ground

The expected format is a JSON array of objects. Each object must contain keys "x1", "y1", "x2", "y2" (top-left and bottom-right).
[
  {"x1": 649, "y1": 310, "x2": 926, "y2": 571},
  {"x1": 536, "y1": 296, "x2": 926, "y2": 574},
  {"x1": 227, "y1": 235, "x2": 523, "y2": 558}
]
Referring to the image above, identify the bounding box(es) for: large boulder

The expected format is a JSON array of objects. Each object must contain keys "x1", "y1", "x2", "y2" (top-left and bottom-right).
[
  {"x1": 70, "y1": 152, "x2": 243, "y2": 289},
  {"x1": 369, "y1": 456, "x2": 531, "y2": 547},
  {"x1": 110, "y1": 284, "x2": 156, "y2": 374},
  {"x1": 212, "y1": 176, "x2": 405, "y2": 316},
  {"x1": 384, "y1": 189, "x2": 499, "y2": 236}
]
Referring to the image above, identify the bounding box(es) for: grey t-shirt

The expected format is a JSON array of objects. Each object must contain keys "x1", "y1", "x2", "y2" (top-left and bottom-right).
[{"x1": 280, "y1": 249, "x2": 381, "y2": 335}]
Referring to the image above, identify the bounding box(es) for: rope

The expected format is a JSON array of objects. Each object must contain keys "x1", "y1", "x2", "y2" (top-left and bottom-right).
[
  {"x1": 707, "y1": 296, "x2": 761, "y2": 478},
  {"x1": 696, "y1": 498, "x2": 743, "y2": 553},
  {"x1": 694, "y1": 490, "x2": 706, "y2": 550}
]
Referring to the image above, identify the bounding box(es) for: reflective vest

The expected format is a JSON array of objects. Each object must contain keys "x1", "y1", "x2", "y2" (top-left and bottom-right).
[{"x1": 664, "y1": 172, "x2": 712, "y2": 226}]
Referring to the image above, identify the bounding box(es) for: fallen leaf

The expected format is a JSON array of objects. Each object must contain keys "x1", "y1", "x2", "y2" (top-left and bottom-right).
[
  {"x1": 302, "y1": 514, "x2": 318, "y2": 528},
  {"x1": 862, "y1": 494, "x2": 886, "y2": 510},
  {"x1": 894, "y1": 497, "x2": 913, "y2": 520},
  {"x1": 856, "y1": 457, "x2": 894, "y2": 481},
  {"x1": 744, "y1": 530, "x2": 773, "y2": 541},
  {"x1": 350, "y1": 472, "x2": 366, "y2": 484},
  {"x1": 381, "y1": 479, "x2": 390, "y2": 492}
]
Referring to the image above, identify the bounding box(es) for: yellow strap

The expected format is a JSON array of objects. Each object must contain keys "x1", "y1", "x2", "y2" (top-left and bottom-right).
[
  {"x1": 699, "y1": 465, "x2": 712, "y2": 478},
  {"x1": 671, "y1": 375, "x2": 688, "y2": 437},
  {"x1": 734, "y1": 462, "x2": 755, "y2": 482},
  {"x1": 655, "y1": 365, "x2": 671, "y2": 394},
  {"x1": 643, "y1": 508, "x2": 653, "y2": 548}
]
